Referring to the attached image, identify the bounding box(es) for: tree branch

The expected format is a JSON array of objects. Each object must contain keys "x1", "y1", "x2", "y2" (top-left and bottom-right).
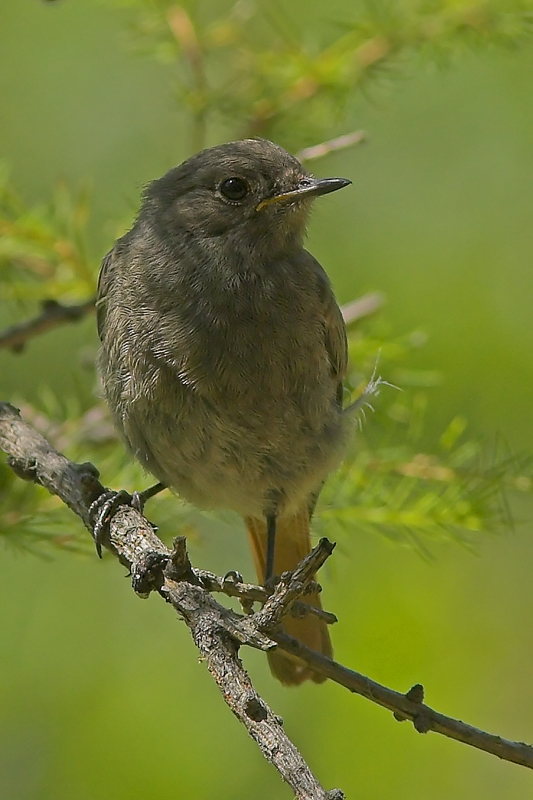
[
  {"x1": 0, "y1": 298, "x2": 95, "y2": 352},
  {"x1": 1, "y1": 402, "x2": 532, "y2": 777},
  {"x1": 272, "y1": 634, "x2": 533, "y2": 769},
  {"x1": 296, "y1": 130, "x2": 366, "y2": 163},
  {"x1": 341, "y1": 291, "x2": 384, "y2": 325}
]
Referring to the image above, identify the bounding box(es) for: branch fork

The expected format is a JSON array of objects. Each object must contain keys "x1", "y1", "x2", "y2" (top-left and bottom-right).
[{"x1": 130, "y1": 533, "x2": 336, "y2": 654}]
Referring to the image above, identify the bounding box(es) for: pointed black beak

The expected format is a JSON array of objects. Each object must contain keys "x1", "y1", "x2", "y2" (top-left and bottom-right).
[{"x1": 256, "y1": 176, "x2": 351, "y2": 210}]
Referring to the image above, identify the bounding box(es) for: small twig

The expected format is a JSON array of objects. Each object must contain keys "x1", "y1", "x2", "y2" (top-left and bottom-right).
[
  {"x1": 341, "y1": 291, "x2": 384, "y2": 325},
  {"x1": 297, "y1": 130, "x2": 366, "y2": 163},
  {"x1": 273, "y1": 633, "x2": 533, "y2": 771},
  {"x1": 253, "y1": 539, "x2": 335, "y2": 631},
  {"x1": 166, "y1": 6, "x2": 207, "y2": 152},
  {"x1": 196, "y1": 569, "x2": 338, "y2": 623},
  {"x1": 1, "y1": 402, "x2": 533, "y2": 775},
  {"x1": 0, "y1": 297, "x2": 95, "y2": 352}
]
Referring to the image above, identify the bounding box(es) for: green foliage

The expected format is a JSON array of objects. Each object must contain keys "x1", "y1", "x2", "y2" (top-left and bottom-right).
[
  {"x1": 2, "y1": 0, "x2": 533, "y2": 554},
  {"x1": 111, "y1": 0, "x2": 533, "y2": 151},
  {"x1": 0, "y1": 163, "x2": 93, "y2": 320},
  {"x1": 318, "y1": 320, "x2": 531, "y2": 554}
]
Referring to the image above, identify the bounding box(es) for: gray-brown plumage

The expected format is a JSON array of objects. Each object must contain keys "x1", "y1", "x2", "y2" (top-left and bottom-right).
[{"x1": 96, "y1": 138, "x2": 351, "y2": 684}]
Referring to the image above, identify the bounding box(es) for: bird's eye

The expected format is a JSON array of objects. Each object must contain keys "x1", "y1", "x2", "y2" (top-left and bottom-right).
[{"x1": 220, "y1": 177, "x2": 249, "y2": 202}]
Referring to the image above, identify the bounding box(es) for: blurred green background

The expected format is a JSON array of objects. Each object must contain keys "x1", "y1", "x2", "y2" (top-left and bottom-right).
[{"x1": 1, "y1": 1, "x2": 533, "y2": 798}]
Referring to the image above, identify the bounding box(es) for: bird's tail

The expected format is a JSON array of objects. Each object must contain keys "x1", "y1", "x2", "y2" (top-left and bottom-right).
[{"x1": 245, "y1": 508, "x2": 332, "y2": 685}]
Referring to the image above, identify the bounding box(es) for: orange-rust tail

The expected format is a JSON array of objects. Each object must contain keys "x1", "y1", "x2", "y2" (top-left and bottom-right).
[{"x1": 245, "y1": 508, "x2": 332, "y2": 686}]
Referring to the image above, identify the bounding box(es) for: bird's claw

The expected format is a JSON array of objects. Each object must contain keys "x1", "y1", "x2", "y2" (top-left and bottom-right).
[
  {"x1": 263, "y1": 574, "x2": 279, "y2": 592},
  {"x1": 222, "y1": 569, "x2": 244, "y2": 584},
  {"x1": 88, "y1": 483, "x2": 165, "y2": 557},
  {"x1": 130, "y1": 490, "x2": 145, "y2": 514},
  {"x1": 88, "y1": 489, "x2": 134, "y2": 558}
]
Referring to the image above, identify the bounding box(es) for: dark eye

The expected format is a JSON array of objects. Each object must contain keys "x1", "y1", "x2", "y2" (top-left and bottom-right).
[{"x1": 220, "y1": 177, "x2": 249, "y2": 202}]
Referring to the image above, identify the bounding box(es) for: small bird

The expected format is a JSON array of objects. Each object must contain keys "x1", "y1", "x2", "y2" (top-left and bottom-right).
[{"x1": 96, "y1": 138, "x2": 351, "y2": 684}]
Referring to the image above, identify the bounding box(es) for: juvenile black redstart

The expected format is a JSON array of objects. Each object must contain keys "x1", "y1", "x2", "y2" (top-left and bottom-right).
[{"x1": 96, "y1": 138, "x2": 351, "y2": 684}]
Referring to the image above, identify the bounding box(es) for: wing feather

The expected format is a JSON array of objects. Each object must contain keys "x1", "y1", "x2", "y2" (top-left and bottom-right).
[
  {"x1": 305, "y1": 250, "x2": 348, "y2": 406},
  {"x1": 95, "y1": 248, "x2": 116, "y2": 343}
]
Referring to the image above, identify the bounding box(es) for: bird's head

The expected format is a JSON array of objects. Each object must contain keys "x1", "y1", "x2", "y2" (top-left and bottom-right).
[{"x1": 143, "y1": 138, "x2": 350, "y2": 253}]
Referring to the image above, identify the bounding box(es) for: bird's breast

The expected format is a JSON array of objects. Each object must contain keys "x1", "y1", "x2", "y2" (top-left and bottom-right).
[{"x1": 158, "y1": 277, "x2": 333, "y2": 411}]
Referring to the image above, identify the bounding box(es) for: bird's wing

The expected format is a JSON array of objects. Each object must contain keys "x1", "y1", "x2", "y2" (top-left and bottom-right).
[
  {"x1": 95, "y1": 247, "x2": 116, "y2": 343},
  {"x1": 303, "y1": 252, "x2": 349, "y2": 518},
  {"x1": 304, "y1": 250, "x2": 348, "y2": 404},
  {"x1": 323, "y1": 291, "x2": 348, "y2": 404}
]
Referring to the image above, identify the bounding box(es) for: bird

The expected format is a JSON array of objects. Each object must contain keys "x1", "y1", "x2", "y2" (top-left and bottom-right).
[{"x1": 96, "y1": 138, "x2": 351, "y2": 684}]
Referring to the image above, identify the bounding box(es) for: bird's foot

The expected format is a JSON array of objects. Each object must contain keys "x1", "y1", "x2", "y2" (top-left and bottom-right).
[
  {"x1": 222, "y1": 569, "x2": 244, "y2": 584},
  {"x1": 263, "y1": 573, "x2": 280, "y2": 593},
  {"x1": 88, "y1": 482, "x2": 165, "y2": 557},
  {"x1": 88, "y1": 489, "x2": 134, "y2": 557}
]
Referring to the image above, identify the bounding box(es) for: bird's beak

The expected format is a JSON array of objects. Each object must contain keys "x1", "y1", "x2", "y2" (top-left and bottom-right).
[{"x1": 256, "y1": 176, "x2": 351, "y2": 211}]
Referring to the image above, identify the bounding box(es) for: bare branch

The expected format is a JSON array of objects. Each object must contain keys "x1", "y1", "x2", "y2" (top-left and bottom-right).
[
  {"x1": 341, "y1": 292, "x2": 385, "y2": 325},
  {"x1": 253, "y1": 539, "x2": 335, "y2": 631},
  {"x1": 0, "y1": 298, "x2": 95, "y2": 352},
  {"x1": 1, "y1": 401, "x2": 532, "y2": 775},
  {"x1": 296, "y1": 131, "x2": 367, "y2": 163},
  {"x1": 195, "y1": 568, "x2": 338, "y2": 624},
  {"x1": 273, "y1": 633, "x2": 533, "y2": 770}
]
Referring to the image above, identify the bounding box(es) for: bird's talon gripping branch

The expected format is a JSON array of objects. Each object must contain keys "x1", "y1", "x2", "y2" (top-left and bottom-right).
[
  {"x1": 222, "y1": 569, "x2": 244, "y2": 584},
  {"x1": 132, "y1": 481, "x2": 166, "y2": 512},
  {"x1": 88, "y1": 489, "x2": 133, "y2": 557},
  {"x1": 130, "y1": 491, "x2": 144, "y2": 513},
  {"x1": 88, "y1": 482, "x2": 166, "y2": 557},
  {"x1": 263, "y1": 574, "x2": 280, "y2": 592}
]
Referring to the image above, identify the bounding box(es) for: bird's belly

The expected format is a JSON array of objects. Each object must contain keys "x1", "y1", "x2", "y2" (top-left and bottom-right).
[{"x1": 120, "y1": 369, "x2": 346, "y2": 518}]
